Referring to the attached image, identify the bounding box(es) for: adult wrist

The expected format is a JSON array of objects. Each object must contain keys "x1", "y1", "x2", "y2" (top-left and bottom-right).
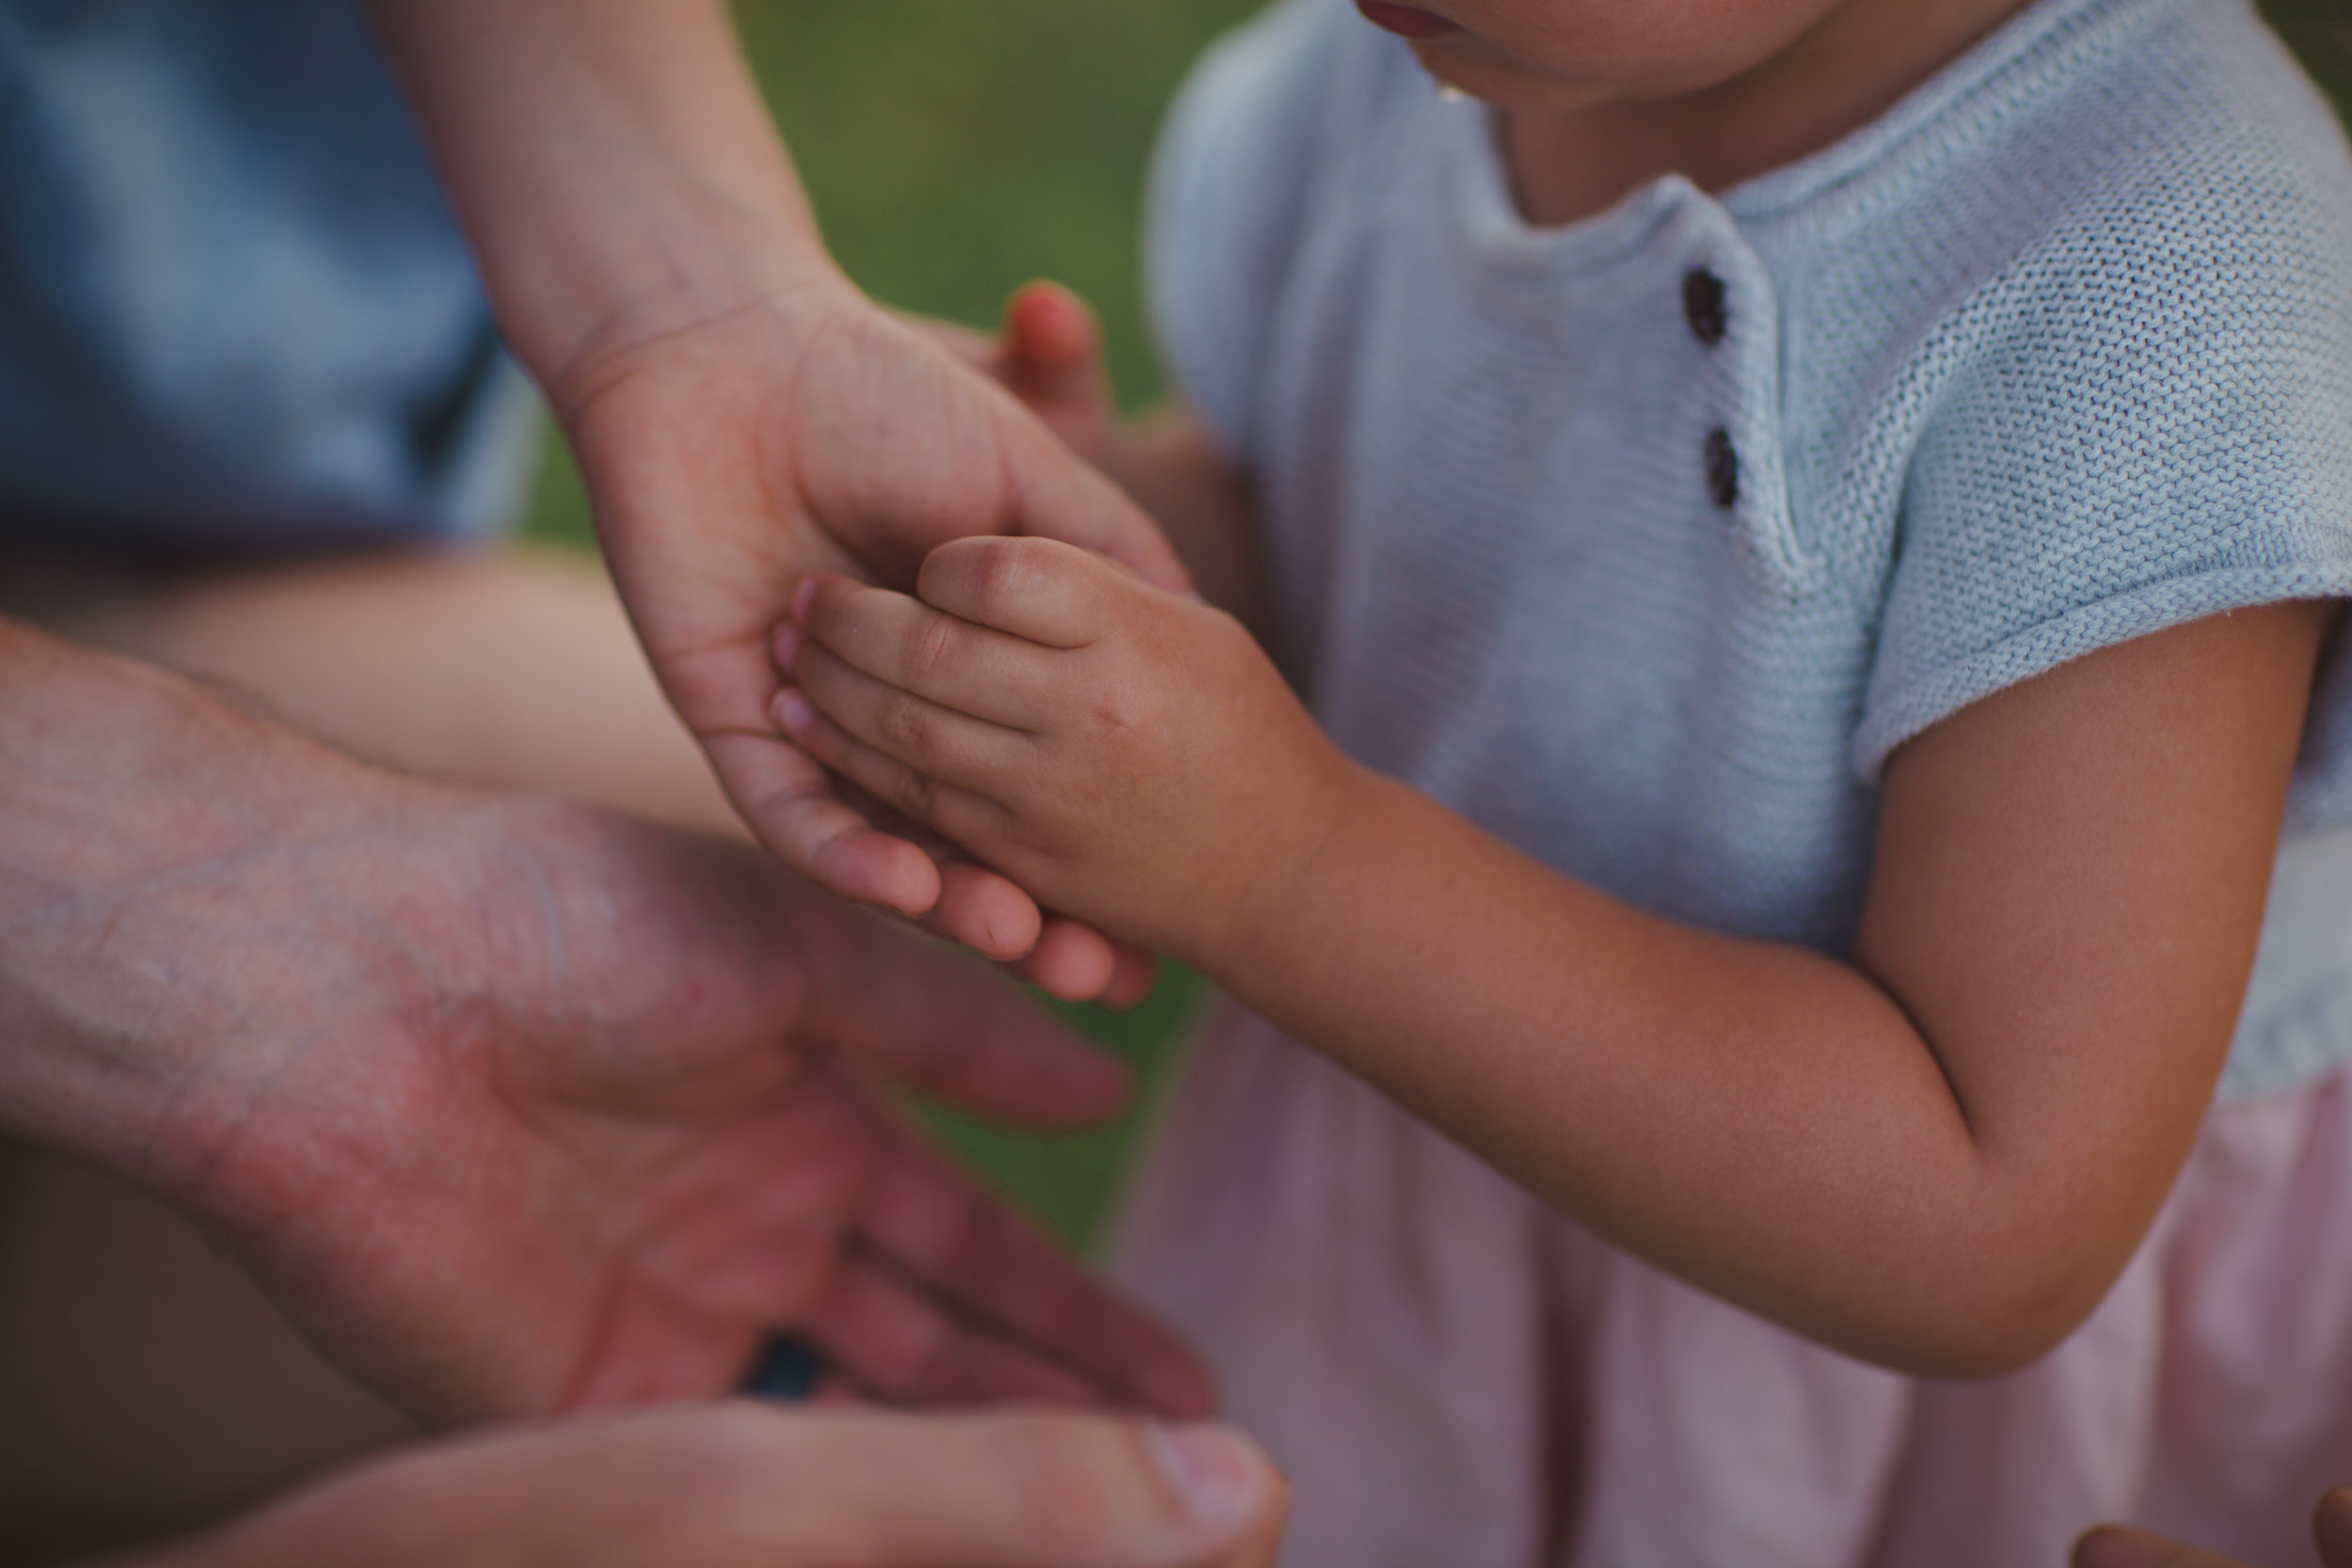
[
  {"x1": 0, "y1": 623, "x2": 409, "y2": 1195},
  {"x1": 359, "y1": 0, "x2": 852, "y2": 419}
]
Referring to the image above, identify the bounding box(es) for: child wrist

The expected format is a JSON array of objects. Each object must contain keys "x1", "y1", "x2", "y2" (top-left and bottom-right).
[{"x1": 1193, "y1": 756, "x2": 1369, "y2": 991}]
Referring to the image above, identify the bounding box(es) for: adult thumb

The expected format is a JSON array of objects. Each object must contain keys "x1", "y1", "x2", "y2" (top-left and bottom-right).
[{"x1": 761, "y1": 1410, "x2": 1287, "y2": 1567}]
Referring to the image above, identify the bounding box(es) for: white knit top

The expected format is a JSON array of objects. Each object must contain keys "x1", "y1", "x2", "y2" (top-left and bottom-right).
[{"x1": 1149, "y1": 0, "x2": 2352, "y2": 1099}]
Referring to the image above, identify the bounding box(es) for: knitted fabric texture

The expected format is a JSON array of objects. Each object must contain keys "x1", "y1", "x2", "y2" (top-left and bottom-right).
[{"x1": 1149, "y1": 0, "x2": 2352, "y2": 1098}]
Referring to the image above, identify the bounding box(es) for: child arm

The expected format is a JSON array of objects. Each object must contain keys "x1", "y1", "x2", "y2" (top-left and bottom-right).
[{"x1": 775, "y1": 539, "x2": 2330, "y2": 1376}]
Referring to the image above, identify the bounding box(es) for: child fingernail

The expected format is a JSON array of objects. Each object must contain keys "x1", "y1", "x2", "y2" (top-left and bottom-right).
[
  {"x1": 772, "y1": 625, "x2": 802, "y2": 668},
  {"x1": 773, "y1": 689, "x2": 815, "y2": 735},
  {"x1": 792, "y1": 577, "x2": 818, "y2": 621}
]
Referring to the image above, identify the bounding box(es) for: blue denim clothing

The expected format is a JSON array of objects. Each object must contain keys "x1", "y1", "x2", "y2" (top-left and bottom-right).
[{"x1": 0, "y1": 0, "x2": 535, "y2": 555}]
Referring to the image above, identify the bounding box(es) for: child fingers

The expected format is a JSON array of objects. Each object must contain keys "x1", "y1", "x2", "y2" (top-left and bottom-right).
[
  {"x1": 788, "y1": 574, "x2": 1057, "y2": 731},
  {"x1": 917, "y1": 536, "x2": 1121, "y2": 649},
  {"x1": 784, "y1": 640, "x2": 1030, "y2": 797},
  {"x1": 774, "y1": 684, "x2": 1008, "y2": 852}
]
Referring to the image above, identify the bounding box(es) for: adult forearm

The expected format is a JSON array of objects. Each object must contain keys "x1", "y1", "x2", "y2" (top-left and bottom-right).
[
  {"x1": 361, "y1": 0, "x2": 834, "y2": 404},
  {"x1": 0, "y1": 620, "x2": 400, "y2": 1189}
]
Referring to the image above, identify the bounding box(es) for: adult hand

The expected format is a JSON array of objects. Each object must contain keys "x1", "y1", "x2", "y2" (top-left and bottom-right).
[
  {"x1": 2074, "y1": 1489, "x2": 2352, "y2": 1568},
  {"x1": 135, "y1": 1407, "x2": 1288, "y2": 1568},
  {"x1": 364, "y1": 0, "x2": 1188, "y2": 1004},
  {"x1": 0, "y1": 622, "x2": 1209, "y2": 1425},
  {"x1": 565, "y1": 276, "x2": 1181, "y2": 1004}
]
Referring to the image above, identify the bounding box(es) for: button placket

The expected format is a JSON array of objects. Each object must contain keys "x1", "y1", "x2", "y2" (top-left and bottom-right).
[
  {"x1": 1682, "y1": 267, "x2": 1728, "y2": 345},
  {"x1": 1704, "y1": 426, "x2": 1740, "y2": 509},
  {"x1": 1686, "y1": 266, "x2": 1739, "y2": 509}
]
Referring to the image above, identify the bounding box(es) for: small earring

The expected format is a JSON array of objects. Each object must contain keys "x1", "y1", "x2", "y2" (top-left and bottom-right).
[{"x1": 1438, "y1": 83, "x2": 1469, "y2": 102}]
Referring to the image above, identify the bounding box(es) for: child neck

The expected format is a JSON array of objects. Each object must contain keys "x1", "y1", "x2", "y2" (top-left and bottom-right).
[{"x1": 1498, "y1": 0, "x2": 2035, "y2": 228}]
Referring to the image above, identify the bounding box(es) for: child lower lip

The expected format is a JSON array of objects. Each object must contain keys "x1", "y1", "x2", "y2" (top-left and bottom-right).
[{"x1": 1355, "y1": 1, "x2": 1464, "y2": 40}]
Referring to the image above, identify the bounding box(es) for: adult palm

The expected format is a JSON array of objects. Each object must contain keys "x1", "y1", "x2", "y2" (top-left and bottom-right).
[
  {"x1": 564, "y1": 282, "x2": 1187, "y2": 999},
  {"x1": 101, "y1": 785, "x2": 1209, "y2": 1425}
]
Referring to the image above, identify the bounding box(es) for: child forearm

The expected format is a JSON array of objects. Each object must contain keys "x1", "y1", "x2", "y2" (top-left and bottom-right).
[
  {"x1": 1194, "y1": 606, "x2": 2323, "y2": 1377},
  {"x1": 1204, "y1": 769, "x2": 2037, "y2": 1376},
  {"x1": 773, "y1": 532, "x2": 2322, "y2": 1376}
]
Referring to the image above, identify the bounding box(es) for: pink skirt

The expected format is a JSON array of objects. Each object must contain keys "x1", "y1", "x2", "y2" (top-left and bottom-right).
[{"x1": 1113, "y1": 1004, "x2": 2352, "y2": 1568}]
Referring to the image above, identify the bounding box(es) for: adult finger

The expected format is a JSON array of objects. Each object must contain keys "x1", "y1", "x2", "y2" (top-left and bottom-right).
[
  {"x1": 196, "y1": 1405, "x2": 1283, "y2": 1568},
  {"x1": 835, "y1": 782, "x2": 1057, "y2": 970},
  {"x1": 1004, "y1": 917, "x2": 1123, "y2": 1005},
  {"x1": 802, "y1": 901, "x2": 1129, "y2": 1128},
  {"x1": 2074, "y1": 1525, "x2": 2248, "y2": 1568},
  {"x1": 1100, "y1": 941, "x2": 1164, "y2": 1008},
  {"x1": 993, "y1": 404, "x2": 1195, "y2": 596},
  {"x1": 758, "y1": 1412, "x2": 1284, "y2": 1568},
  {"x1": 788, "y1": 573, "x2": 1061, "y2": 729},
  {"x1": 802, "y1": 1250, "x2": 1104, "y2": 1408},
  {"x1": 834, "y1": 792, "x2": 1130, "y2": 1005},
  {"x1": 919, "y1": 535, "x2": 1125, "y2": 649},
  {"x1": 850, "y1": 1106, "x2": 1216, "y2": 1418},
  {"x1": 702, "y1": 726, "x2": 943, "y2": 917}
]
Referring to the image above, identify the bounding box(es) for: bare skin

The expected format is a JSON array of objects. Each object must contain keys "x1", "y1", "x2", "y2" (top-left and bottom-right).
[
  {"x1": 1377, "y1": 0, "x2": 2039, "y2": 224},
  {"x1": 0, "y1": 616, "x2": 1210, "y2": 1421},
  {"x1": 775, "y1": 146, "x2": 2333, "y2": 1385},
  {"x1": 780, "y1": 523, "x2": 2326, "y2": 1375},
  {"x1": 358, "y1": 0, "x2": 1186, "y2": 1003},
  {"x1": 0, "y1": 610, "x2": 1295, "y2": 1560},
  {"x1": 117, "y1": 1408, "x2": 1287, "y2": 1568},
  {"x1": 1, "y1": 548, "x2": 741, "y2": 837}
]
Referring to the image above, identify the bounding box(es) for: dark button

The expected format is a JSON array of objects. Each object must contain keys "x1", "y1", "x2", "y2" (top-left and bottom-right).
[
  {"x1": 1705, "y1": 427, "x2": 1740, "y2": 509},
  {"x1": 1683, "y1": 267, "x2": 1728, "y2": 346}
]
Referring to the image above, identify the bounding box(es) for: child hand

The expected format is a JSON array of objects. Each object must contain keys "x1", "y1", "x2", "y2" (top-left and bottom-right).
[{"x1": 770, "y1": 536, "x2": 1356, "y2": 967}]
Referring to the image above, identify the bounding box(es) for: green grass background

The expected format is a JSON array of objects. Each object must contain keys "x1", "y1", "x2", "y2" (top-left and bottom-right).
[
  {"x1": 522, "y1": 0, "x2": 2352, "y2": 1253},
  {"x1": 523, "y1": 0, "x2": 1261, "y2": 1253}
]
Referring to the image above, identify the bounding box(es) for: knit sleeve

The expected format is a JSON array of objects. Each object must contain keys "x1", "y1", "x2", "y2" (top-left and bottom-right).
[
  {"x1": 1144, "y1": 0, "x2": 1343, "y2": 460},
  {"x1": 1854, "y1": 145, "x2": 2352, "y2": 820}
]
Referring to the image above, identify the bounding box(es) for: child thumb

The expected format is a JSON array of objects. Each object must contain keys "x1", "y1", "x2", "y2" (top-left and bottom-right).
[{"x1": 1005, "y1": 278, "x2": 1107, "y2": 410}]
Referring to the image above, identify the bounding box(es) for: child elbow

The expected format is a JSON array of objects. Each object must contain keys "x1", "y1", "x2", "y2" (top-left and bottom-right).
[{"x1": 1895, "y1": 1256, "x2": 2119, "y2": 1381}]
